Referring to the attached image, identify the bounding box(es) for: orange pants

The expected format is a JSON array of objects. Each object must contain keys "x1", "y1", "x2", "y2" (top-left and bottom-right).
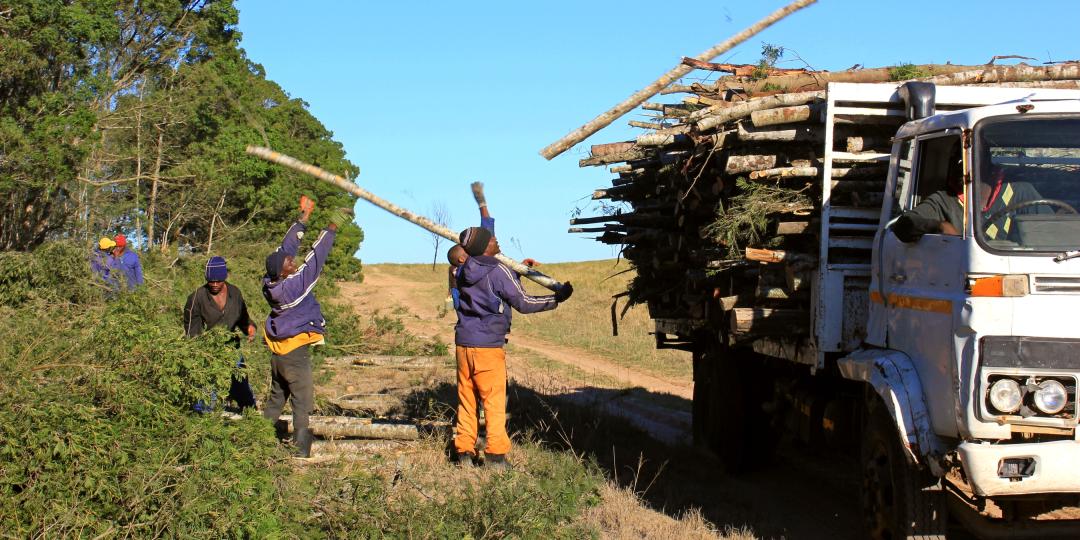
[{"x1": 454, "y1": 346, "x2": 510, "y2": 455}]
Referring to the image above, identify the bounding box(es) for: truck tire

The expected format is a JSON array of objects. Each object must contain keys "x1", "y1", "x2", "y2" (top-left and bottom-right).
[
  {"x1": 703, "y1": 346, "x2": 778, "y2": 472},
  {"x1": 860, "y1": 405, "x2": 947, "y2": 540}
]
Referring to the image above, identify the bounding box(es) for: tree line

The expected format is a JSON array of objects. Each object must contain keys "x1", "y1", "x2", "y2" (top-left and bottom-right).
[{"x1": 0, "y1": 0, "x2": 362, "y2": 276}]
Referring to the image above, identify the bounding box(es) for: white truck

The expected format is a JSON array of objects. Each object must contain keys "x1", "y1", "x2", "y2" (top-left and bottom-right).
[{"x1": 680, "y1": 82, "x2": 1080, "y2": 538}]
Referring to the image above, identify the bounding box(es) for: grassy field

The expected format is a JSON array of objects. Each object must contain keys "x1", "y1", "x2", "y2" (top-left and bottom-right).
[{"x1": 373, "y1": 259, "x2": 693, "y2": 381}]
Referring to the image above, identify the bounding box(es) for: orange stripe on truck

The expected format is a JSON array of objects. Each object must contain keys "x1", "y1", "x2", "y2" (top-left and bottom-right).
[{"x1": 869, "y1": 291, "x2": 952, "y2": 314}]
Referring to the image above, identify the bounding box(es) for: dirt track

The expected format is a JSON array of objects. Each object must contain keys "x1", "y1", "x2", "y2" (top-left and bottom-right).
[{"x1": 339, "y1": 264, "x2": 863, "y2": 539}]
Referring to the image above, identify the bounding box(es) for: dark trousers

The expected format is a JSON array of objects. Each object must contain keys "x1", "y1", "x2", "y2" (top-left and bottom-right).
[{"x1": 261, "y1": 345, "x2": 314, "y2": 434}]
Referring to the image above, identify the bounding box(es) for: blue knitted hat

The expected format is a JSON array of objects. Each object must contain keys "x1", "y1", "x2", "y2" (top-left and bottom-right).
[{"x1": 205, "y1": 256, "x2": 228, "y2": 282}]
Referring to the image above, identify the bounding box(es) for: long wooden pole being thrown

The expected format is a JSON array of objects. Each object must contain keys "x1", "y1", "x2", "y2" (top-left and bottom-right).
[
  {"x1": 537, "y1": 0, "x2": 817, "y2": 160},
  {"x1": 245, "y1": 146, "x2": 564, "y2": 292}
]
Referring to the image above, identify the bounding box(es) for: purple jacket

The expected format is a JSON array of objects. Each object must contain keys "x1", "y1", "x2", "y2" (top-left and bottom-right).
[
  {"x1": 90, "y1": 250, "x2": 110, "y2": 283},
  {"x1": 262, "y1": 221, "x2": 336, "y2": 339},
  {"x1": 107, "y1": 250, "x2": 143, "y2": 290},
  {"x1": 454, "y1": 255, "x2": 558, "y2": 348}
]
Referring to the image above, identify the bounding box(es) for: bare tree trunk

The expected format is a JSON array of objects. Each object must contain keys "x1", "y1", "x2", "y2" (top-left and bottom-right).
[
  {"x1": 538, "y1": 0, "x2": 817, "y2": 159},
  {"x1": 710, "y1": 64, "x2": 980, "y2": 95},
  {"x1": 134, "y1": 84, "x2": 143, "y2": 243},
  {"x1": 146, "y1": 123, "x2": 164, "y2": 250},
  {"x1": 206, "y1": 189, "x2": 226, "y2": 254},
  {"x1": 695, "y1": 91, "x2": 824, "y2": 131},
  {"x1": 923, "y1": 62, "x2": 1080, "y2": 86}
]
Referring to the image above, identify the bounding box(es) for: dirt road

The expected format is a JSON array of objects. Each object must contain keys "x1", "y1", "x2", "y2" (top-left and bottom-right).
[
  {"x1": 339, "y1": 264, "x2": 862, "y2": 539},
  {"x1": 339, "y1": 265, "x2": 691, "y2": 396}
]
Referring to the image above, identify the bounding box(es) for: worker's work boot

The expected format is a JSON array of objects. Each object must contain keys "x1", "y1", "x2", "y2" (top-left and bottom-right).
[
  {"x1": 484, "y1": 453, "x2": 511, "y2": 471},
  {"x1": 273, "y1": 419, "x2": 289, "y2": 442},
  {"x1": 451, "y1": 451, "x2": 476, "y2": 467},
  {"x1": 293, "y1": 428, "x2": 313, "y2": 459}
]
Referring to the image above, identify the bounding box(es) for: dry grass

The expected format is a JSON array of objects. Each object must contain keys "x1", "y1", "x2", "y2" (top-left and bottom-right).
[
  {"x1": 581, "y1": 483, "x2": 754, "y2": 540},
  {"x1": 506, "y1": 342, "x2": 625, "y2": 390},
  {"x1": 514, "y1": 259, "x2": 691, "y2": 381},
  {"x1": 377, "y1": 260, "x2": 692, "y2": 382}
]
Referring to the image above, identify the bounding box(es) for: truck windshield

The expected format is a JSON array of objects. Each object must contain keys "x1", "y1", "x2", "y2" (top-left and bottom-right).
[{"x1": 976, "y1": 116, "x2": 1080, "y2": 252}]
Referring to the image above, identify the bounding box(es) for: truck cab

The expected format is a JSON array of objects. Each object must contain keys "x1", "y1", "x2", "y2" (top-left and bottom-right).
[{"x1": 855, "y1": 85, "x2": 1080, "y2": 535}]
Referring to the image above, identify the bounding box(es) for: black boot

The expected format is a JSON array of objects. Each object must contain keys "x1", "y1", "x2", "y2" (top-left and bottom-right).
[
  {"x1": 273, "y1": 419, "x2": 290, "y2": 442},
  {"x1": 294, "y1": 428, "x2": 313, "y2": 458},
  {"x1": 485, "y1": 453, "x2": 511, "y2": 470},
  {"x1": 451, "y1": 451, "x2": 476, "y2": 467}
]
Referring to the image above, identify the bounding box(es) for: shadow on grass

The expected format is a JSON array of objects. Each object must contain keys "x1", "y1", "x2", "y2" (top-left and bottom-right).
[{"x1": 396, "y1": 380, "x2": 862, "y2": 540}]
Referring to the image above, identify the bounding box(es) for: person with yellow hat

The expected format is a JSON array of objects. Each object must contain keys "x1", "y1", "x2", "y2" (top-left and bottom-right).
[{"x1": 90, "y1": 237, "x2": 115, "y2": 284}]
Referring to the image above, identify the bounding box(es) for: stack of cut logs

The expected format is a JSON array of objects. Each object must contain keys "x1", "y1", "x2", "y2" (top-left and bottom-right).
[{"x1": 574, "y1": 61, "x2": 1080, "y2": 344}]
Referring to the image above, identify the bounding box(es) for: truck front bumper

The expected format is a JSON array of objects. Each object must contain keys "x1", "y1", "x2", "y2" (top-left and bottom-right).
[{"x1": 958, "y1": 440, "x2": 1080, "y2": 497}]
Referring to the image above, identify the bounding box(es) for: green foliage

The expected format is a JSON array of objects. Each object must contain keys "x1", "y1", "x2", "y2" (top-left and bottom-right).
[
  {"x1": 0, "y1": 241, "x2": 103, "y2": 306},
  {"x1": 0, "y1": 243, "x2": 289, "y2": 537},
  {"x1": 705, "y1": 178, "x2": 813, "y2": 257},
  {"x1": 889, "y1": 63, "x2": 933, "y2": 81},
  {"x1": 750, "y1": 43, "x2": 785, "y2": 80}
]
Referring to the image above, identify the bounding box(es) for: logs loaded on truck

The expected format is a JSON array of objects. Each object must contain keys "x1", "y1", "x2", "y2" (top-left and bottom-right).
[{"x1": 567, "y1": 61, "x2": 1080, "y2": 539}]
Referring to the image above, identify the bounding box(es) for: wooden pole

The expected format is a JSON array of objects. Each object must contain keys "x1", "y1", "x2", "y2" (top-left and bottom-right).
[
  {"x1": 275, "y1": 415, "x2": 421, "y2": 440},
  {"x1": 695, "y1": 91, "x2": 824, "y2": 131},
  {"x1": 537, "y1": 0, "x2": 817, "y2": 160},
  {"x1": 245, "y1": 146, "x2": 564, "y2": 292}
]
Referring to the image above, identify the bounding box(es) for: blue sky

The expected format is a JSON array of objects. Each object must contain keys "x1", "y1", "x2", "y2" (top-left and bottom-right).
[{"x1": 235, "y1": 0, "x2": 1080, "y2": 264}]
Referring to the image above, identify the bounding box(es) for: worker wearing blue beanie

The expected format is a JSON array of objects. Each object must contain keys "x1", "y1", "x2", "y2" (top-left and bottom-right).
[
  {"x1": 184, "y1": 255, "x2": 258, "y2": 412},
  {"x1": 205, "y1": 256, "x2": 228, "y2": 282}
]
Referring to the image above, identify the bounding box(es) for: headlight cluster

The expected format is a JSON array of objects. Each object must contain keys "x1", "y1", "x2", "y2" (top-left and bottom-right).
[{"x1": 987, "y1": 376, "x2": 1074, "y2": 417}]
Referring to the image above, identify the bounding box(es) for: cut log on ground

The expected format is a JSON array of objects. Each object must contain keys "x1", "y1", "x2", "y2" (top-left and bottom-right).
[
  {"x1": 275, "y1": 415, "x2": 421, "y2": 440},
  {"x1": 325, "y1": 354, "x2": 447, "y2": 369},
  {"x1": 334, "y1": 394, "x2": 404, "y2": 413}
]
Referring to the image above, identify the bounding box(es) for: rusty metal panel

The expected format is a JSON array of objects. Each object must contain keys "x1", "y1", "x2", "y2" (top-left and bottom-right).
[{"x1": 842, "y1": 276, "x2": 871, "y2": 349}]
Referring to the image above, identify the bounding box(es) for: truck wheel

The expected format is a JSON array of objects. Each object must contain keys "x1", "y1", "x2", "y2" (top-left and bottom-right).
[
  {"x1": 860, "y1": 405, "x2": 946, "y2": 540},
  {"x1": 704, "y1": 347, "x2": 778, "y2": 471}
]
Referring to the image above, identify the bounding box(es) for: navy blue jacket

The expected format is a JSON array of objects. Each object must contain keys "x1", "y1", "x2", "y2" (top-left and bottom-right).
[
  {"x1": 262, "y1": 221, "x2": 335, "y2": 339},
  {"x1": 454, "y1": 255, "x2": 558, "y2": 348}
]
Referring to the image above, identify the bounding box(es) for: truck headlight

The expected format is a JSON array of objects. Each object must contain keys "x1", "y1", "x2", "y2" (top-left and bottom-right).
[
  {"x1": 988, "y1": 378, "x2": 1022, "y2": 414},
  {"x1": 1033, "y1": 379, "x2": 1068, "y2": 415}
]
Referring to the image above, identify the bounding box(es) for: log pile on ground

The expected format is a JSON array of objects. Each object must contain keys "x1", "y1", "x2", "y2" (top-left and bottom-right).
[{"x1": 575, "y1": 62, "x2": 1080, "y2": 344}]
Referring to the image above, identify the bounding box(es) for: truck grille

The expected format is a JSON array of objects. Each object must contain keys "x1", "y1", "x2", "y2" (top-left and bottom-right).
[{"x1": 1033, "y1": 276, "x2": 1080, "y2": 294}]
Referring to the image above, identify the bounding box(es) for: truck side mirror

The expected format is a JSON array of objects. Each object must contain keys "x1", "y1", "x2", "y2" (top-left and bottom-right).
[{"x1": 898, "y1": 82, "x2": 936, "y2": 120}]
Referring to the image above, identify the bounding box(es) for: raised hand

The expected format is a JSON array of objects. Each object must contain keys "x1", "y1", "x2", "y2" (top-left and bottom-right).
[
  {"x1": 471, "y1": 182, "x2": 486, "y2": 207},
  {"x1": 554, "y1": 282, "x2": 574, "y2": 303},
  {"x1": 299, "y1": 195, "x2": 315, "y2": 222}
]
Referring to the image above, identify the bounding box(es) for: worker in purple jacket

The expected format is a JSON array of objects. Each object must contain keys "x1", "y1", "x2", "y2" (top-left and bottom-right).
[
  {"x1": 260, "y1": 194, "x2": 353, "y2": 458},
  {"x1": 109, "y1": 234, "x2": 143, "y2": 290},
  {"x1": 451, "y1": 186, "x2": 573, "y2": 468}
]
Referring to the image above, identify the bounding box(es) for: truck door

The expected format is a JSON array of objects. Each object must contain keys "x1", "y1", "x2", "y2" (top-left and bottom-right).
[{"x1": 876, "y1": 130, "x2": 966, "y2": 436}]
